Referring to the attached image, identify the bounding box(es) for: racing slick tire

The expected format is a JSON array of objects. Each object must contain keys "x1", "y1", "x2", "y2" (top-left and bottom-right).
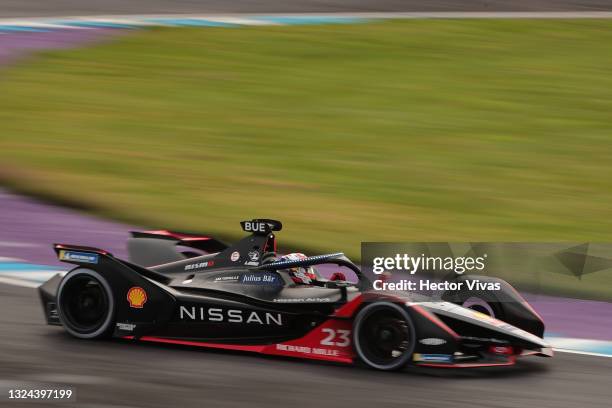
[
  {"x1": 353, "y1": 302, "x2": 416, "y2": 371},
  {"x1": 56, "y1": 268, "x2": 115, "y2": 339}
]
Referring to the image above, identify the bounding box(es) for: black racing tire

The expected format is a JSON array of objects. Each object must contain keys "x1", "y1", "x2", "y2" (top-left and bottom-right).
[
  {"x1": 353, "y1": 302, "x2": 416, "y2": 371},
  {"x1": 56, "y1": 268, "x2": 115, "y2": 339}
]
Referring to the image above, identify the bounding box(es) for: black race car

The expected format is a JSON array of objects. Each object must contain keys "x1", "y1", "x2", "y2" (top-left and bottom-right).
[{"x1": 39, "y1": 219, "x2": 552, "y2": 370}]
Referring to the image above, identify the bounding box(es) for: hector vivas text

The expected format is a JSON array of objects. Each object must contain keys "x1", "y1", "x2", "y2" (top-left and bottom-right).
[{"x1": 371, "y1": 253, "x2": 501, "y2": 292}]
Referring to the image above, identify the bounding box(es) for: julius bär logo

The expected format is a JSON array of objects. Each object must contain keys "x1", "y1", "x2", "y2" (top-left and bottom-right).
[{"x1": 127, "y1": 287, "x2": 147, "y2": 308}]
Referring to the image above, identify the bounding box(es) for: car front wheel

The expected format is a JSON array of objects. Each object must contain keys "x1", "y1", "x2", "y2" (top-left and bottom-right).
[{"x1": 353, "y1": 302, "x2": 415, "y2": 370}]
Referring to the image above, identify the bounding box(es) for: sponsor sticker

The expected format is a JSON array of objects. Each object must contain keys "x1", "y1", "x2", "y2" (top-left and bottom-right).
[
  {"x1": 489, "y1": 345, "x2": 514, "y2": 355},
  {"x1": 276, "y1": 343, "x2": 340, "y2": 357},
  {"x1": 127, "y1": 287, "x2": 147, "y2": 308},
  {"x1": 244, "y1": 251, "x2": 260, "y2": 266},
  {"x1": 242, "y1": 221, "x2": 268, "y2": 233},
  {"x1": 240, "y1": 273, "x2": 281, "y2": 285},
  {"x1": 179, "y1": 306, "x2": 283, "y2": 326},
  {"x1": 58, "y1": 250, "x2": 98, "y2": 264},
  {"x1": 419, "y1": 338, "x2": 447, "y2": 346},
  {"x1": 413, "y1": 353, "x2": 453, "y2": 363},
  {"x1": 248, "y1": 251, "x2": 260, "y2": 262},
  {"x1": 230, "y1": 251, "x2": 240, "y2": 262},
  {"x1": 185, "y1": 260, "x2": 214, "y2": 271},
  {"x1": 214, "y1": 275, "x2": 240, "y2": 282},
  {"x1": 116, "y1": 322, "x2": 136, "y2": 331},
  {"x1": 273, "y1": 297, "x2": 332, "y2": 303}
]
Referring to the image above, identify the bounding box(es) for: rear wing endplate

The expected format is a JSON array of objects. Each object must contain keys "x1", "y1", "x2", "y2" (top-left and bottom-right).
[{"x1": 53, "y1": 244, "x2": 112, "y2": 265}]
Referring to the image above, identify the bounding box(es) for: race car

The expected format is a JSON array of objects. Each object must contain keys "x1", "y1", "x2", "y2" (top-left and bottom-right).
[{"x1": 39, "y1": 219, "x2": 552, "y2": 370}]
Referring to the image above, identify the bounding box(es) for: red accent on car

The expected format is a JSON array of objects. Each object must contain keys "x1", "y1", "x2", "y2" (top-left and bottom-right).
[
  {"x1": 409, "y1": 304, "x2": 460, "y2": 340},
  {"x1": 416, "y1": 357, "x2": 516, "y2": 368},
  {"x1": 53, "y1": 243, "x2": 111, "y2": 256},
  {"x1": 489, "y1": 345, "x2": 514, "y2": 355},
  {"x1": 144, "y1": 230, "x2": 213, "y2": 241},
  {"x1": 330, "y1": 272, "x2": 346, "y2": 281},
  {"x1": 332, "y1": 295, "x2": 363, "y2": 318},
  {"x1": 264, "y1": 319, "x2": 355, "y2": 363},
  {"x1": 122, "y1": 318, "x2": 356, "y2": 364},
  {"x1": 138, "y1": 337, "x2": 266, "y2": 352},
  {"x1": 262, "y1": 234, "x2": 278, "y2": 254}
]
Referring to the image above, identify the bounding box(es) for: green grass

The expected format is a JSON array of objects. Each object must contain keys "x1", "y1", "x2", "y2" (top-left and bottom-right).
[{"x1": 1, "y1": 20, "x2": 612, "y2": 299}]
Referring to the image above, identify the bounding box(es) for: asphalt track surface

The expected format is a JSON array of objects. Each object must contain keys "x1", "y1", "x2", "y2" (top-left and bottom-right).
[
  {"x1": 4, "y1": 0, "x2": 612, "y2": 18},
  {"x1": 1, "y1": 282, "x2": 611, "y2": 408}
]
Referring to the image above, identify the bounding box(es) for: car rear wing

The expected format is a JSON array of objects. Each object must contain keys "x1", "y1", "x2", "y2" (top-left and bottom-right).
[
  {"x1": 53, "y1": 243, "x2": 112, "y2": 265},
  {"x1": 53, "y1": 243, "x2": 171, "y2": 284},
  {"x1": 130, "y1": 230, "x2": 228, "y2": 253},
  {"x1": 240, "y1": 219, "x2": 282, "y2": 235}
]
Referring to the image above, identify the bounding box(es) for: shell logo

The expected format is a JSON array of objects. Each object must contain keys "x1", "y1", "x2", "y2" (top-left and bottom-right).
[{"x1": 127, "y1": 287, "x2": 147, "y2": 308}]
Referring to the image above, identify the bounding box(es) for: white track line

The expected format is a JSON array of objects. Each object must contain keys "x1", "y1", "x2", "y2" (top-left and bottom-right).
[
  {"x1": 0, "y1": 256, "x2": 22, "y2": 262},
  {"x1": 0, "y1": 21, "x2": 85, "y2": 29},
  {"x1": 312, "y1": 11, "x2": 612, "y2": 19},
  {"x1": 0, "y1": 276, "x2": 42, "y2": 288},
  {"x1": 0, "y1": 241, "x2": 40, "y2": 248},
  {"x1": 3, "y1": 12, "x2": 612, "y2": 26},
  {"x1": 0, "y1": 271, "x2": 64, "y2": 280},
  {"x1": 553, "y1": 348, "x2": 612, "y2": 358},
  {"x1": 0, "y1": 256, "x2": 64, "y2": 288}
]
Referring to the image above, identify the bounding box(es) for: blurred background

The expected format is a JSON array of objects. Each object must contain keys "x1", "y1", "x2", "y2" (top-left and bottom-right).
[
  {"x1": 3, "y1": 19, "x2": 612, "y2": 255},
  {"x1": 1, "y1": 1, "x2": 612, "y2": 407}
]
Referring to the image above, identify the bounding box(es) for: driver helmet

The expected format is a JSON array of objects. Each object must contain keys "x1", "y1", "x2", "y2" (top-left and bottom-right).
[{"x1": 280, "y1": 253, "x2": 318, "y2": 284}]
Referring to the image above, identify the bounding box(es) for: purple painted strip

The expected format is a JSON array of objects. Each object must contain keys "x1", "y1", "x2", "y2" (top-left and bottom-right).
[
  {"x1": 0, "y1": 28, "x2": 125, "y2": 66},
  {"x1": 525, "y1": 294, "x2": 612, "y2": 342},
  {"x1": 0, "y1": 30, "x2": 132, "y2": 263},
  {"x1": 0, "y1": 189, "x2": 134, "y2": 266}
]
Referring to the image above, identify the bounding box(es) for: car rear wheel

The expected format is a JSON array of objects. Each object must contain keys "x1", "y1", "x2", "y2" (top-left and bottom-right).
[
  {"x1": 57, "y1": 269, "x2": 115, "y2": 339},
  {"x1": 353, "y1": 302, "x2": 415, "y2": 370}
]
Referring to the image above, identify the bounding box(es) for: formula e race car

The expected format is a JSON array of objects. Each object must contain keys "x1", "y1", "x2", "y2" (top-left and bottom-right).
[{"x1": 39, "y1": 219, "x2": 552, "y2": 370}]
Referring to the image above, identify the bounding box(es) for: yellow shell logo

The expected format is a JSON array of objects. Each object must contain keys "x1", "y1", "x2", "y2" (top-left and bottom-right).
[{"x1": 127, "y1": 287, "x2": 147, "y2": 308}]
